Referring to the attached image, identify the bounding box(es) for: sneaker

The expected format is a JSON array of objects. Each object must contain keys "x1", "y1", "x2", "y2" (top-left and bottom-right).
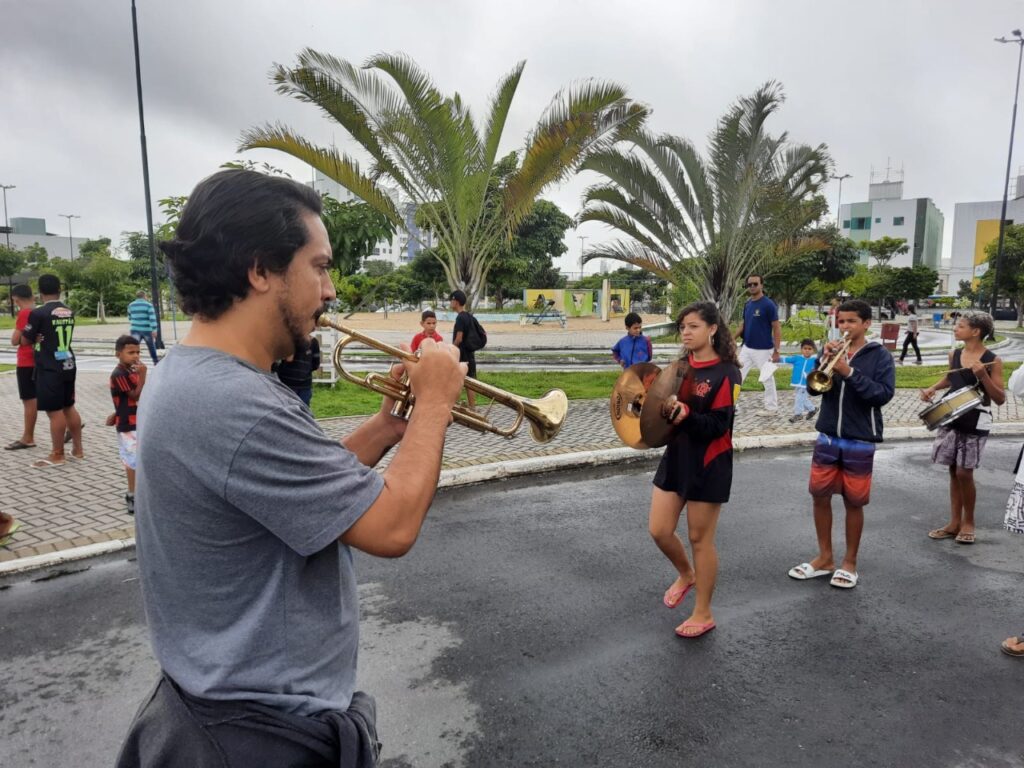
[
  {"x1": 914, "y1": 360, "x2": 922, "y2": 365},
  {"x1": 125, "y1": 493, "x2": 135, "y2": 516},
  {"x1": 805, "y1": 408, "x2": 818, "y2": 421}
]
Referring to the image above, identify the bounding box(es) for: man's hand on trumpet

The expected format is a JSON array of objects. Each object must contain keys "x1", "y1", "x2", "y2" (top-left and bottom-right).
[{"x1": 398, "y1": 338, "x2": 466, "y2": 420}]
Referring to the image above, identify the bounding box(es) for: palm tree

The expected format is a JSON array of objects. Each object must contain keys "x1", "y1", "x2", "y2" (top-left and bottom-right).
[
  {"x1": 240, "y1": 50, "x2": 648, "y2": 306},
  {"x1": 577, "y1": 82, "x2": 831, "y2": 320}
]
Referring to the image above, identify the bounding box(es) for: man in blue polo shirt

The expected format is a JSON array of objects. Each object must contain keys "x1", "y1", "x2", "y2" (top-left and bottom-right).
[
  {"x1": 736, "y1": 274, "x2": 782, "y2": 414},
  {"x1": 127, "y1": 290, "x2": 159, "y2": 364}
]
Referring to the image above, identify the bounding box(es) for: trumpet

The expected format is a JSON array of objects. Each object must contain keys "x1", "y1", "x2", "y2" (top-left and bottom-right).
[
  {"x1": 317, "y1": 316, "x2": 567, "y2": 443},
  {"x1": 806, "y1": 332, "x2": 853, "y2": 394}
]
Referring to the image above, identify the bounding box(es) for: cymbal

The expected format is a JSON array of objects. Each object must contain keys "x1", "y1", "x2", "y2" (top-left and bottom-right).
[
  {"x1": 610, "y1": 363, "x2": 662, "y2": 449},
  {"x1": 639, "y1": 360, "x2": 688, "y2": 448}
]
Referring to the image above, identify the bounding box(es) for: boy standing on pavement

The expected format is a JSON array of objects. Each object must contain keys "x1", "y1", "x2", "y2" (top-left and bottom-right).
[
  {"x1": 735, "y1": 274, "x2": 782, "y2": 414},
  {"x1": 450, "y1": 290, "x2": 477, "y2": 409},
  {"x1": 6, "y1": 283, "x2": 38, "y2": 451},
  {"x1": 20, "y1": 274, "x2": 84, "y2": 468},
  {"x1": 108, "y1": 335, "x2": 147, "y2": 515},
  {"x1": 787, "y1": 299, "x2": 895, "y2": 590},
  {"x1": 611, "y1": 312, "x2": 653, "y2": 369},
  {"x1": 128, "y1": 290, "x2": 160, "y2": 364}
]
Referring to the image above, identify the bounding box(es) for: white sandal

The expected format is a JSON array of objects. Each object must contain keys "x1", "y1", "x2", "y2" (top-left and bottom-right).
[
  {"x1": 830, "y1": 569, "x2": 859, "y2": 589},
  {"x1": 787, "y1": 562, "x2": 833, "y2": 580}
]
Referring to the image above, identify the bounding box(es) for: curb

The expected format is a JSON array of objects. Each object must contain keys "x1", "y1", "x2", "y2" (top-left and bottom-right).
[{"x1": 4, "y1": 424, "x2": 1024, "y2": 578}]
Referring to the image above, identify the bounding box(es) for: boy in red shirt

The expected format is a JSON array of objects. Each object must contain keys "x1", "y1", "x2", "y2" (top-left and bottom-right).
[
  {"x1": 108, "y1": 335, "x2": 147, "y2": 514},
  {"x1": 6, "y1": 283, "x2": 37, "y2": 452},
  {"x1": 411, "y1": 310, "x2": 443, "y2": 353}
]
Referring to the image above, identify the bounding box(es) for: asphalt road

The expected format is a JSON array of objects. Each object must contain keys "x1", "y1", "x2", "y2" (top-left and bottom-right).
[{"x1": 2, "y1": 440, "x2": 1024, "y2": 767}]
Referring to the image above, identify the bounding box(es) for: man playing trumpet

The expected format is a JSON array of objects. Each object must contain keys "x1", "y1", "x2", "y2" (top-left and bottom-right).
[
  {"x1": 787, "y1": 299, "x2": 895, "y2": 590},
  {"x1": 117, "y1": 169, "x2": 465, "y2": 767}
]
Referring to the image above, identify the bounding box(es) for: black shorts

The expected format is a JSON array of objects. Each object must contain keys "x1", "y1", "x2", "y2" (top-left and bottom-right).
[
  {"x1": 35, "y1": 370, "x2": 76, "y2": 412},
  {"x1": 16, "y1": 367, "x2": 36, "y2": 401},
  {"x1": 459, "y1": 348, "x2": 477, "y2": 378},
  {"x1": 652, "y1": 436, "x2": 733, "y2": 504}
]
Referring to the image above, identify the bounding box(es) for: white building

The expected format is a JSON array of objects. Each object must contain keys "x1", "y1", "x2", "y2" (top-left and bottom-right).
[
  {"x1": 838, "y1": 177, "x2": 944, "y2": 270},
  {"x1": 307, "y1": 172, "x2": 434, "y2": 268},
  {"x1": 949, "y1": 175, "x2": 1024, "y2": 291},
  {"x1": 2, "y1": 217, "x2": 88, "y2": 261}
]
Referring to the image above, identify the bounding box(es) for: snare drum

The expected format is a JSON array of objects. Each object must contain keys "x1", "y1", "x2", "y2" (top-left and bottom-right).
[{"x1": 918, "y1": 386, "x2": 984, "y2": 431}]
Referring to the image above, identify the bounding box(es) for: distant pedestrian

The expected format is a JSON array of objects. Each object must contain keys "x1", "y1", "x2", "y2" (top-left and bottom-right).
[
  {"x1": 411, "y1": 309, "x2": 442, "y2": 353},
  {"x1": 611, "y1": 312, "x2": 653, "y2": 369},
  {"x1": 450, "y1": 290, "x2": 480, "y2": 409},
  {"x1": 107, "y1": 335, "x2": 147, "y2": 515},
  {"x1": 128, "y1": 290, "x2": 160, "y2": 364},
  {"x1": 20, "y1": 274, "x2": 84, "y2": 467},
  {"x1": 899, "y1": 304, "x2": 923, "y2": 365},
  {"x1": 783, "y1": 339, "x2": 818, "y2": 423},
  {"x1": 272, "y1": 334, "x2": 321, "y2": 407},
  {"x1": 735, "y1": 274, "x2": 781, "y2": 414},
  {"x1": 6, "y1": 283, "x2": 38, "y2": 451}
]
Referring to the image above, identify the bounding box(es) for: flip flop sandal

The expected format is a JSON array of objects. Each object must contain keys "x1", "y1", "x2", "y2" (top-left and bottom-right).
[
  {"x1": 955, "y1": 532, "x2": 976, "y2": 544},
  {"x1": 675, "y1": 620, "x2": 716, "y2": 638},
  {"x1": 3, "y1": 440, "x2": 35, "y2": 450},
  {"x1": 830, "y1": 569, "x2": 859, "y2": 589},
  {"x1": 928, "y1": 529, "x2": 958, "y2": 540},
  {"x1": 30, "y1": 458, "x2": 66, "y2": 469},
  {"x1": 663, "y1": 580, "x2": 696, "y2": 608},
  {"x1": 788, "y1": 562, "x2": 833, "y2": 580},
  {"x1": 1001, "y1": 636, "x2": 1024, "y2": 657}
]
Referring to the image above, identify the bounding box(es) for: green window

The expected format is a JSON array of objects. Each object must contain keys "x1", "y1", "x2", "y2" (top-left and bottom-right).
[{"x1": 893, "y1": 216, "x2": 904, "y2": 226}]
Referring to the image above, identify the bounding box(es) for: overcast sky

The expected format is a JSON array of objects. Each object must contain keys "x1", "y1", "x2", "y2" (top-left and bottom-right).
[{"x1": 3, "y1": 0, "x2": 1023, "y2": 273}]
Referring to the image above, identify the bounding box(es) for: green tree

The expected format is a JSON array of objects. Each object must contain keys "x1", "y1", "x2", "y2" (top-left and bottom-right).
[
  {"x1": 578, "y1": 82, "x2": 831, "y2": 320},
  {"x1": 957, "y1": 279, "x2": 978, "y2": 305},
  {"x1": 981, "y1": 223, "x2": 1024, "y2": 326},
  {"x1": 241, "y1": 50, "x2": 647, "y2": 307},
  {"x1": 886, "y1": 265, "x2": 939, "y2": 302},
  {"x1": 322, "y1": 195, "x2": 397, "y2": 276},
  {"x1": 20, "y1": 243, "x2": 49, "y2": 269},
  {"x1": 362, "y1": 259, "x2": 394, "y2": 277},
  {"x1": 862, "y1": 236, "x2": 908, "y2": 269},
  {"x1": 489, "y1": 199, "x2": 571, "y2": 308},
  {"x1": 77, "y1": 237, "x2": 112, "y2": 263},
  {"x1": 156, "y1": 196, "x2": 189, "y2": 241},
  {"x1": 0, "y1": 245, "x2": 26, "y2": 316},
  {"x1": 409, "y1": 249, "x2": 450, "y2": 305}
]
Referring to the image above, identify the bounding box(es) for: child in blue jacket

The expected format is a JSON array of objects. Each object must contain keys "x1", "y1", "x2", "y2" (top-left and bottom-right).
[
  {"x1": 611, "y1": 312, "x2": 653, "y2": 369},
  {"x1": 784, "y1": 338, "x2": 819, "y2": 423}
]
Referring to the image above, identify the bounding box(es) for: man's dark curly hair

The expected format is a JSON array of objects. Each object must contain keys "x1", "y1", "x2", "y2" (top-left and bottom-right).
[{"x1": 159, "y1": 169, "x2": 323, "y2": 320}]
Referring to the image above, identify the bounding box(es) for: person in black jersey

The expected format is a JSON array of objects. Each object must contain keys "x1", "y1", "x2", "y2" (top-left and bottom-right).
[
  {"x1": 649, "y1": 301, "x2": 742, "y2": 639},
  {"x1": 20, "y1": 274, "x2": 84, "y2": 468},
  {"x1": 272, "y1": 334, "x2": 321, "y2": 406},
  {"x1": 921, "y1": 311, "x2": 1005, "y2": 544}
]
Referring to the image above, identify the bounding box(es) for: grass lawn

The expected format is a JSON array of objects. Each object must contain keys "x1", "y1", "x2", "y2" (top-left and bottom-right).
[
  {"x1": 309, "y1": 360, "x2": 1024, "y2": 418},
  {"x1": 0, "y1": 364, "x2": 14, "y2": 373}
]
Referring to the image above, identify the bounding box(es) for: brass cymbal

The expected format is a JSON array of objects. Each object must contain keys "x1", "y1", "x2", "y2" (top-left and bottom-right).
[
  {"x1": 610, "y1": 363, "x2": 662, "y2": 449},
  {"x1": 639, "y1": 359, "x2": 689, "y2": 448}
]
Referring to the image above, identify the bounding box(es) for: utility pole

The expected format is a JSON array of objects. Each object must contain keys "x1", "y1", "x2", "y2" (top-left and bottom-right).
[
  {"x1": 59, "y1": 214, "x2": 80, "y2": 260},
  {"x1": 831, "y1": 173, "x2": 852, "y2": 229},
  {"x1": 0, "y1": 184, "x2": 14, "y2": 248},
  {"x1": 992, "y1": 29, "x2": 1024, "y2": 315}
]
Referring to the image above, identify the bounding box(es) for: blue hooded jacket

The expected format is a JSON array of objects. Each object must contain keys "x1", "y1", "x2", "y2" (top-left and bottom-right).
[{"x1": 810, "y1": 341, "x2": 895, "y2": 443}]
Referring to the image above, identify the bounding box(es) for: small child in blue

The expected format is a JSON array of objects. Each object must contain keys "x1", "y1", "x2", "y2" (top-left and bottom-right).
[
  {"x1": 611, "y1": 312, "x2": 653, "y2": 369},
  {"x1": 784, "y1": 338, "x2": 818, "y2": 423}
]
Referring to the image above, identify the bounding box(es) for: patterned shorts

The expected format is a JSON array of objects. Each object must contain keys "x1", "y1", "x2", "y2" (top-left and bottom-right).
[
  {"x1": 808, "y1": 434, "x2": 876, "y2": 507},
  {"x1": 930, "y1": 427, "x2": 986, "y2": 470},
  {"x1": 118, "y1": 431, "x2": 138, "y2": 470}
]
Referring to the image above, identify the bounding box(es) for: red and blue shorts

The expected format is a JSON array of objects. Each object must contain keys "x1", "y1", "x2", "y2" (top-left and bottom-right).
[{"x1": 808, "y1": 434, "x2": 876, "y2": 507}]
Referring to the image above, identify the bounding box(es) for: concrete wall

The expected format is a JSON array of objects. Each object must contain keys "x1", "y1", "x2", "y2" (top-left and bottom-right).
[
  {"x1": 4, "y1": 233, "x2": 88, "y2": 262},
  {"x1": 949, "y1": 198, "x2": 1024, "y2": 290}
]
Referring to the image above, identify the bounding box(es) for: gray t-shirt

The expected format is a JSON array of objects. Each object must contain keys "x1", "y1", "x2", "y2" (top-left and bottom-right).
[{"x1": 134, "y1": 345, "x2": 384, "y2": 716}]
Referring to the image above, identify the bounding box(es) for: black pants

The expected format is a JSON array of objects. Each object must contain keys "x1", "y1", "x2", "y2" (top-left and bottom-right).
[
  {"x1": 900, "y1": 332, "x2": 921, "y2": 362},
  {"x1": 116, "y1": 675, "x2": 380, "y2": 767}
]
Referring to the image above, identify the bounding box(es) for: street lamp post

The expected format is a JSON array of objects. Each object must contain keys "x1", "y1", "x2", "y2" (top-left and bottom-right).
[
  {"x1": 831, "y1": 173, "x2": 852, "y2": 229},
  {"x1": 0, "y1": 184, "x2": 14, "y2": 248},
  {"x1": 992, "y1": 29, "x2": 1024, "y2": 315},
  {"x1": 58, "y1": 213, "x2": 80, "y2": 261}
]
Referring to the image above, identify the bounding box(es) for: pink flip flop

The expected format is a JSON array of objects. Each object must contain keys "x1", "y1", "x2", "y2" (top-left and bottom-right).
[
  {"x1": 675, "y1": 620, "x2": 716, "y2": 638},
  {"x1": 663, "y1": 580, "x2": 696, "y2": 608}
]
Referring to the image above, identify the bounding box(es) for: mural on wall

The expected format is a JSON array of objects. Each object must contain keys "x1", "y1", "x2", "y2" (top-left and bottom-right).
[
  {"x1": 605, "y1": 288, "x2": 630, "y2": 317},
  {"x1": 523, "y1": 289, "x2": 595, "y2": 317}
]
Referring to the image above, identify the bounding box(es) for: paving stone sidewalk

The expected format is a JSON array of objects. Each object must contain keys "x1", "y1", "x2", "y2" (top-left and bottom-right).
[{"x1": 1, "y1": 369, "x2": 1022, "y2": 564}]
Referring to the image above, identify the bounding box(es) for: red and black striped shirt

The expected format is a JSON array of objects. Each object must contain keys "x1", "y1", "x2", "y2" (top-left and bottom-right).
[{"x1": 110, "y1": 364, "x2": 140, "y2": 433}]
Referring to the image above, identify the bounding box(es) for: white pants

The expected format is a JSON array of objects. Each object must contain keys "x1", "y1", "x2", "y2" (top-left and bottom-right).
[{"x1": 738, "y1": 346, "x2": 778, "y2": 411}]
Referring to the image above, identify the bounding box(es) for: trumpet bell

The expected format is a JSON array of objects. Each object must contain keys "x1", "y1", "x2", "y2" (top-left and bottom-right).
[
  {"x1": 523, "y1": 390, "x2": 569, "y2": 443},
  {"x1": 806, "y1": 370, "x2": 833, "y2": 394}
]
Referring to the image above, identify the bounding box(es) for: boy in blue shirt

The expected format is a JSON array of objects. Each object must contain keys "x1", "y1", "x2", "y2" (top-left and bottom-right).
[
  {"x1": 611, "y1": 312, "x2": 653, "y2": 369},
  {"x1": 784, "y1": 338, "x2": 819, "y2": 423}
]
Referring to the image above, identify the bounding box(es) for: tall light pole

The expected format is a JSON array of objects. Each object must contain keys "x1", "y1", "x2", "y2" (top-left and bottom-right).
[
  {"x1": 578, "y1": 235, "x2": 588, "y2": 278},
  {"x1": 59, "y1": 214, "x2": 80, "y2": 261},
  {"x1": 0, "y1": 184, "x2": 14, "y2": 248},
  {"x1": 992, "y1": 29, "x2": 1024, "y2": 315},
  {"x1": 132, "y1": 0, "x2": 164, "y2": 345},
  {"x1": 831, "y1": 173, "x2": 852, "y2": 229}
]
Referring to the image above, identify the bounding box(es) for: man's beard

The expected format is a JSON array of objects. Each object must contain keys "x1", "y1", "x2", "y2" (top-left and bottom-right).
[{"x1": 278, "y1": 297, "x2": 328, "y2": 359}]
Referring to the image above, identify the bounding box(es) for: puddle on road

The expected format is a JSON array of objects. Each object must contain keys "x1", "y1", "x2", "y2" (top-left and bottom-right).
[{"x1": 358, "y1": 582, "x2": 480, "y2": 768}]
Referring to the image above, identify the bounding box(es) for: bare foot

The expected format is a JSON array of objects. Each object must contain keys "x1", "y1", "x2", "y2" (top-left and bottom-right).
[{"x1": 676, "y1": 611, "x2": 716, "y2": 637}]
